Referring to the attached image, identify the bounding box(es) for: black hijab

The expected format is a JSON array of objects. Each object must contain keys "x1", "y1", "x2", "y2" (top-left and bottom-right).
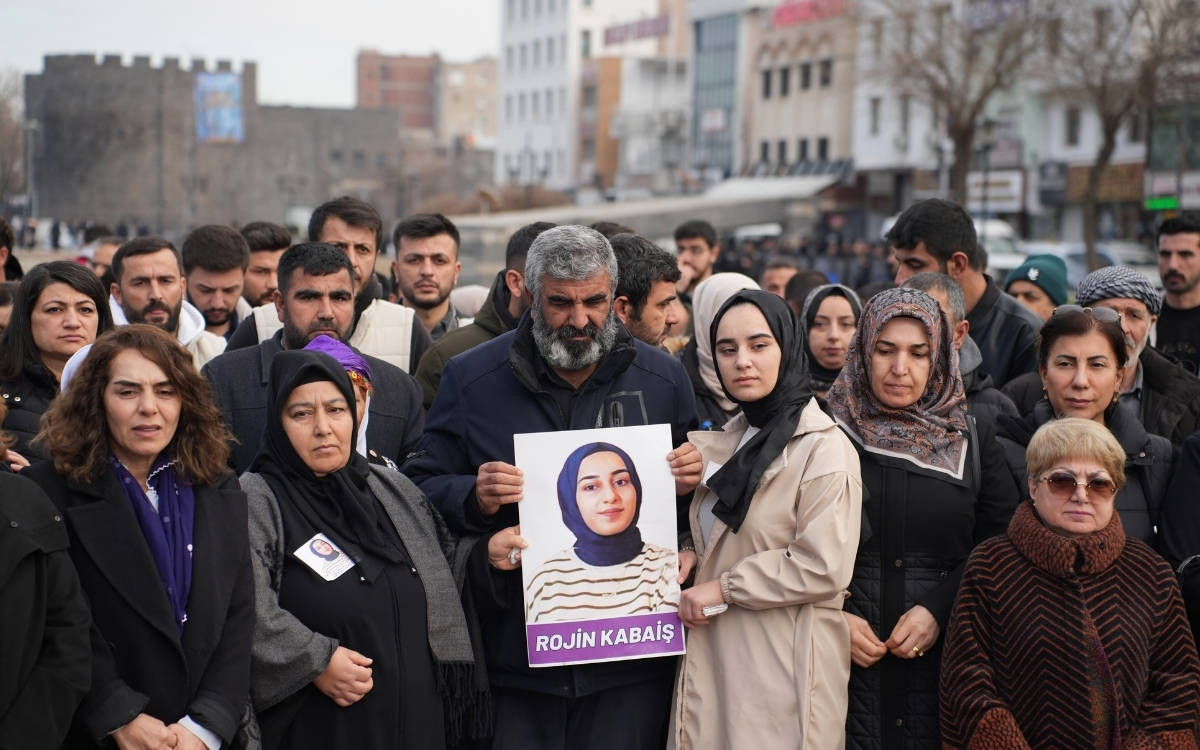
[
  {"x1": 706, "y1": 290, "x2": 816, "y2": 533},
  {"x1": 249, "y1": 350, "x2": 405, "y2": 574},
  {"x1": 801, "y1": 284, "x2": 863, "y2": 390}
]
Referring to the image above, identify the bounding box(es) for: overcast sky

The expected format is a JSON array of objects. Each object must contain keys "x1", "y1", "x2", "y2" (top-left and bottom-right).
[{"x1": 2, "y1": 0, "x2": 500, "y2": 107}]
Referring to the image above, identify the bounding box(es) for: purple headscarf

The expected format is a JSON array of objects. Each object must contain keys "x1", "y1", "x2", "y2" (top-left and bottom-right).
[{"x1": 304, "y1": 335, "x2": 372, "y2": 391}]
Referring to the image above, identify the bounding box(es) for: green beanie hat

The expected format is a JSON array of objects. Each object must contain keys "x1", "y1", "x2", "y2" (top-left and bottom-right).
[{"x1": 1004, "y1": 254, "x2": 1069, "y2": 305}]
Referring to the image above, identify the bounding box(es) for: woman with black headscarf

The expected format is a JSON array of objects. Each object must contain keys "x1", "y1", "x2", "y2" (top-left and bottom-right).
[
  {"x1": 524, "y1": 441, "x2": 679, "y2": 623},
  {"x1": 668, "y1": 290, "x2": 863, "y2": 749},
  {"x1": 241, "y1": 349, "x2": 501, "y2": 749},
  {"x1": 801, "y1": 284, "x2": 862, "y2": 396}
]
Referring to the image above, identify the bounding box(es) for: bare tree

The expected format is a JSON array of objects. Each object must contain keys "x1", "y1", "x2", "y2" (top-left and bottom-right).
[
  {"x1": 865, "y1": 0, "x2": 1045, "y2": 204},
  {"x1": 1045, "y1": 0, "x2": 1199, "y2": 269},
  {"x1": 0, "y1": 69, "x2": 24, "y2": 211}
]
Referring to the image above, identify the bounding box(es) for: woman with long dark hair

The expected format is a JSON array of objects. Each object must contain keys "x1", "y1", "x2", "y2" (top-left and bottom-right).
[
  {"x1": 25, "y1": 324, "x2": 252, "y2": 749},
  {"x1": 0, "y1": 261, "x2": 113, "y2": 464}
]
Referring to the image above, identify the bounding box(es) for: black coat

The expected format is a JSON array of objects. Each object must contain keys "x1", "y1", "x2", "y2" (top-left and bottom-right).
[
  {"x1": 0, "y1": 360, "x2": 60, "y2": 463},
  {"x1": 965, "y1": 278, "x2": 1042, "y2": 389},
  {"x1": 202, "y1": 331, "x2": 425, "y2": 473},
  {"x1": 23, "y1": 462, "x2": 254, "y2": 747},
  {"x1": 996, "y1": 399, "x2": 1175, "y2": 549},
  {"x1": 1162, "y1": 430, "x2": 1200, "y2": 648},
  {"x1": 0, "y1": 472, "x2": 91, "y2": 749},
  {"x1": 844, "y1": 416, "x2": 1019, "y2": 750},
  {"x1": 1002, "y1": 347, "x2": 1200, "y2": 444}
]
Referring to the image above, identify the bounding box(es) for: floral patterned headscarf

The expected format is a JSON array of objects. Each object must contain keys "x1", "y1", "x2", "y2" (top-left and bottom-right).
[{"x1": 827, "y1": 287, "x2": 969, "y2": 478}]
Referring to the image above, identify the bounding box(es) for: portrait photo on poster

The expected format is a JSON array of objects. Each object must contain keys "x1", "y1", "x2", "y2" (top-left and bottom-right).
[{"x1": 515, "y1": 423, "x2": 685, "y2": 668}]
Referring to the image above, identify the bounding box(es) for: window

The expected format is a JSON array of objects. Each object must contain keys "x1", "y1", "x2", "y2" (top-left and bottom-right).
[
  {"x1": 582, "y1": 84, "x2": 597, "y2": 108},
  {"x1": 798, "y1": 138, "x2": 809, "y2": 160},
  {"x1": 519, "y1": 92, "x2": 527, "y2": 120},
  {"x1": 583, "y1": 138, "x2": 596, "y2": 160},
  {"x1": 1129, "y1": 111, "x2": 1144, "y2": 143},
  {"x1": 520, "y1": 44, "x2": 527, "y2": 70},
  {"x1": 1065, "y1": 106, "x2": 1081, "y2": 146},
  {"x1": 352, "y1": 150, "x2": 365, "y2": 168},
  {"x1": 532, "y1": 90, "x2": 540, "y2": 117},
  {"x1": 505, "y1": 95, "x2": 513, "y2": 122},
  {"x1": 869, "y1": 97, "x2": 881, "y2": 136},
  {"x1": 546, "y1": 88, "x2": 554, "y2": 115},
  {"x1": 521, "y1": 0, "x2": 528, "y2": 19},
  {"x1": 800, "y1": 62, "x2": 812, "y2": 90},
  {"x1": 761, "y1": 69, "x2": 772, "y2": 99},
  {"x1": 547, "y1": 36, "x2": 555, "y2": 65},
  {"x1": 506, "y1": 46, "x2": 514, "y2": 72},
  {"x1": 581, "y1": 29, "x2": 591, "y2": 59},
  {"x1": 871, "y1": 18, "x2": 884, "y2": 60},
  {"x1": 900, "y1": 95, "x2": 910, "y2": 136},
  {"x1": 534, "y1": 0, "x2": 541, "y2": 15},
  {"x1": 760, "y1": 141, "x2": 770, "y2": 162},
  {"x1": 778, "y1": 67, "x2": 790, "y2": 97},
  {"x1": 560, "y1": 86, "x2": 567, "y2": 114},
  {"x1": 777, "y1": 140, "x2": 787, "y2": 164},
  {"x1": 507, "y1": 0, "x2": 515, "y2": 21},
  {"x1": 819, "y1": 59, "x2": 833, "y2": 87},
  {"x1": 533, "y1": 40, "x2": 541, "y2": 67},
  {"x1": 817, "y1": 137, "x2": 829, "y2": 161}
]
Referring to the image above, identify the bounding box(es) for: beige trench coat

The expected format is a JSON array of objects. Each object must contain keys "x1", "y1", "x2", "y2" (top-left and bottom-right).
[{"x1": 669, "y1": 400, "x2": 862, "y2": 750}]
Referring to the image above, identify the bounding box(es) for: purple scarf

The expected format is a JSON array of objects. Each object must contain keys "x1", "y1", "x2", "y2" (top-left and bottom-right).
[{"x1": 110, "y1": 455, "x2": 195, "y2": 634}]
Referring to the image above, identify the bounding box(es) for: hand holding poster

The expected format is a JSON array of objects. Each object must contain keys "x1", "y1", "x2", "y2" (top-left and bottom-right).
[{"x1": 516, "y1": 424, "x2": 685, "y2": 667}]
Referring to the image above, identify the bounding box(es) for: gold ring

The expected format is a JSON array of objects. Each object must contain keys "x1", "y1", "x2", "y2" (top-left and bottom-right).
[{"x1": 912, "y1": 645, "x2": 924, "y2": 657}]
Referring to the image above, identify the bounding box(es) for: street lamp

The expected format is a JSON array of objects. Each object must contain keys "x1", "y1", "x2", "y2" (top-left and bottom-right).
[
  {"x1": 978, "y1": 118, "x2": 998, "y2": 244},
  {"x1": 24, "y1": 119, "x2": 39, "y2": 219}
]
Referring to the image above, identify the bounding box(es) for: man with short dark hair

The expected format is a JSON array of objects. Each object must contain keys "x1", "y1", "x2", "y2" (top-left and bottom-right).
[
  {"x1": 239, "y1": 221, "x2": 291, "y2": 307},
  {"x1": 673, "y1": 219, "x2": 719, "y2": 301},
  {"x1": 182, "y1": 224, "x2": 252, "y2": 340},
  {"x1": 110, "y1": 236, "x2": 226, "y2": 368},
  {"x1": 202, "y1": 242, "x2": 424, "y2": 472},
  {"x1": 414, "y1": 221, "x2": 554, "y2": 408},
  {"x1": 784, "y1": 270, "x2": 830, "y2": 316},
  {"x1": 405, "y1": 225, "x2": 700, "y2": 748},
  {"x1": 760, "y1": 257, "x2": 800, "y2": 298},
  {"x1": 887, "y1": 198, "x2": 1040, "y2": 387},
  {"x1": 392, "y1": 213, "x2": 467, "y2": 340},
  {"x1": 611, "y1": 233, "x2": 681, "y2": 347},
  {"x1": 226, "y1": 198, "x2": 431, "y2": 374},
  {"x1": 1156, "y1": 212, "x2": 1200, "y2": 373}
]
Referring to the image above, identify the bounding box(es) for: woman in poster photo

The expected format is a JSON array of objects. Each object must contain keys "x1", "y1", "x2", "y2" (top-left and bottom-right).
[
  {"x1": 669, "y1": 289, "x2": 863, "y2": 749},
  {"x1": 525, "y1": 441, "x2": 679, "y2": 623}
]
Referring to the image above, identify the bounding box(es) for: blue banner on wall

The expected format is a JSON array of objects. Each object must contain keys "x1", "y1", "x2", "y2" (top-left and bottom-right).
[{"x1": 194, "y1": 73, "x2": 244, "y2": 144}]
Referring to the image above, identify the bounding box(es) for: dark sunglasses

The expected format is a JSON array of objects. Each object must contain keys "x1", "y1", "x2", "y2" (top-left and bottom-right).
[
  {"x1": 1039, "y1": 471, "x2": 1118, "y2": 500},
  {"x1": 1050, "y1": 304, "x2": 1121, "y2": 324}
]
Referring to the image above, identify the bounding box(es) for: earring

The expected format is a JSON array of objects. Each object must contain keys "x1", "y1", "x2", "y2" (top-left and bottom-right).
[{"x1": 1112, "y1": 392, "x2": 1119, "y2": 405}]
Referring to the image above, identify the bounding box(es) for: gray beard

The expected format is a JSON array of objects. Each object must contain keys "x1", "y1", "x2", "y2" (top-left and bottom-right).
[{"x1": 532, "y1": 308, "x2": 619, "y2": 370}]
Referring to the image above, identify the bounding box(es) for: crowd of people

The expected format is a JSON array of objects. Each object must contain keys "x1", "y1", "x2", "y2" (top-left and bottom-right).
[{"x1": 1, "y1": 195, "x2": 1199, "y2": 749}]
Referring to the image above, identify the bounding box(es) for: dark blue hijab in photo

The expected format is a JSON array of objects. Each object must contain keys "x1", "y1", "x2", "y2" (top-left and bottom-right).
[{"x1": 557, "y1": 441, "x2": 644, "y2": 566}]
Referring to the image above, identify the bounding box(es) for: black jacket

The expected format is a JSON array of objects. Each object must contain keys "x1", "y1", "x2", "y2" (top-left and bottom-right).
[
  {"x1": 1161, "y1": 430, "x2": 1200, "y2": 647},
  {"x1": 845, "y1": 416, "x2": 1019, "y2": 749},
  {"x1": 414, "y1": 270, "x2": 518, "y2": 409},
  {"x1": 959, "y1": 337, "x2": 1018, "y2": 427},
  {"x1": 23, "y1": 462, "x2": 253, "y2": 747},
  {"x1": 202, "y1": 331, "x2": 424, "y2": 473},
  {"x1": 966, "y1": 277, "x2": 1042, "y2": 389},
  {"x1": 0, "y1": 472, "x2": 91, "y2": 749},
  {"x1": 996, "y1": 399, "x2": 1175, "y2": 548},
  {"x1": 1003, "y1": 347, "x2": 1200, "y2": 444},
  {"x1": 0, "y1": 360, "x2": 60, "y2": 463},
  {"x1": 406, "y1": 315, "x2": 697, "y2": 700}
]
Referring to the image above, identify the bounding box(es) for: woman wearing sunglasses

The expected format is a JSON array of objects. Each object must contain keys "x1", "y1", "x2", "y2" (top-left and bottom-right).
[
  {"x1": 941, "y1": 418, "x2": 1200, "y2": 747},
  {"x1": 996, "y1": 305, "x2": 1174, "y2": 548}
]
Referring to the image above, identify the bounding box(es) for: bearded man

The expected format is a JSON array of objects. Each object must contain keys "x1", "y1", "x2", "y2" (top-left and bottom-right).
[{"x1": 405, "y1": 224, "x2": 702, "y2": 748}]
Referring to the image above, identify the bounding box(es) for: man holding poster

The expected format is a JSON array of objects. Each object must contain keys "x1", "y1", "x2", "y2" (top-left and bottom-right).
[{"x1": 407, "y1": 225, "x2": 701, "y2": 749}]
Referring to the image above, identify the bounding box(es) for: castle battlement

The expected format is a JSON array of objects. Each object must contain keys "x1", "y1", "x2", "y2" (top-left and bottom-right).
[{"x1": 41, "y1": 54, "x2": 256, "y2": 75}]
